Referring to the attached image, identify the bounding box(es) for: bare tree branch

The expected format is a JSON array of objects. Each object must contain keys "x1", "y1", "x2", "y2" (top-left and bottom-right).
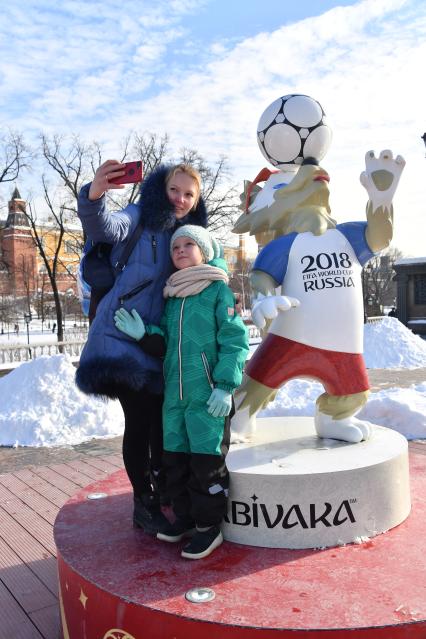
[
  {"x1": 0, "y1": 130, "x2": 31, "y2": 183},
  {"x1": 40, "y1": 133, "x2": 94, "y2": 201},
  {"x1": 108, "y1": 131, "x2": 170, "y2": 210},
  {"x1": 362, "y1": 246, "x2": 404, "y2": 316}
]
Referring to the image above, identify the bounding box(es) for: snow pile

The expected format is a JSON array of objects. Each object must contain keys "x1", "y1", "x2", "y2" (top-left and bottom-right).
[
  {"x1": 358, "y1": 382, "x2": 426, "y2": 439},
  {"x1": 259, "y1": 379, "x2": 323, "y2": 417},
  {"x1": 259, "y1": 380, "x2": 426, "y2": 440},
  {"x1": 0, "y1": 355, "x2": 124, "y2": 447},
  {"x1": 364, "y1": 317, "x2": 426, "y2": 369}
]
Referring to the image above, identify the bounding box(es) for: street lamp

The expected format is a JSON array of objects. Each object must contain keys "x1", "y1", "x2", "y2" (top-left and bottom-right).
[{"x1": 23, "y1": 311, "x2": 32, "y2": 359}]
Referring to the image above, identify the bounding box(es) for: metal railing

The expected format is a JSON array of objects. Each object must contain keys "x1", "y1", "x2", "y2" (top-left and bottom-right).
[
  {"x1": 247, "y1": 325, "x2": 261, "y2": 341},
  {"x1": 0, "y1": 340, "x2": 86, "y2": 366},
  {"x1": 366, "y1": 316, "x2": 387, "y2": 324}
]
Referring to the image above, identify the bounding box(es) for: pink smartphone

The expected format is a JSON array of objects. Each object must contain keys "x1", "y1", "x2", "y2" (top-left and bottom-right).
[{"x1": 109, "y1": 161, "x2": 143, "y2": 185}]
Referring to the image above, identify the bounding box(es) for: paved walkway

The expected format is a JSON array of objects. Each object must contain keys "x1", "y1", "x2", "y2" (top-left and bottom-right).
[
  {"x1": 0, "y1": 451, "x2": 124, "y2": 639},
  {"x1": 367, "y1": 367, "x2": 426, "y2": 391},
  {"x1": 0, "y1": 435, "x2": 123, "y2": 475}
]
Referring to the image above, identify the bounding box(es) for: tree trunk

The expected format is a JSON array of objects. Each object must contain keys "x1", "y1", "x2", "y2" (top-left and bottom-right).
[{"x1": 52, "y1": 286, "x2": 64, "y2": 349}]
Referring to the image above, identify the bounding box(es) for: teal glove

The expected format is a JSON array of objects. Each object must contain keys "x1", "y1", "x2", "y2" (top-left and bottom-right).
[
  {"x1": 207, "y1": 388, "x2": 232, "y2": 418},
  {"x1": 114, "y1": 308, "x2": 146, "y2": 341}
]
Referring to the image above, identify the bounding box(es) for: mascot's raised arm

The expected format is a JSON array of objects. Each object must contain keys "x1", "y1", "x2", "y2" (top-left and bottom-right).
[{"x1": 232, "y1": 94, "x2": 405, "y2": 444}]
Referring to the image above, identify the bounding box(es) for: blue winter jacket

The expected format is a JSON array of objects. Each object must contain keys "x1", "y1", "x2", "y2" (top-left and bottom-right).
[{"x1": 75, "y1": 165, "x2": 208, "y2": 398}]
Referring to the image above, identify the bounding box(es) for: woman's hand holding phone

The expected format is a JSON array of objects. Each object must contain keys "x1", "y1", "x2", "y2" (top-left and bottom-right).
[
  {"x1": 88, "y1": 160, "x2": 127, "y2": 200},
  {"x1": 88, "y1": 159, "x2": 143, "y2": 201}
]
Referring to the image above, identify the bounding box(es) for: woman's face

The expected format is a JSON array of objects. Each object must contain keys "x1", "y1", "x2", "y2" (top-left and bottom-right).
[
  {"x1": 172, "y1": 237, "x2": 204, "y2": 269},
  {"x1": 166, "y1": 172, "x2": 198, "y2": 219}
]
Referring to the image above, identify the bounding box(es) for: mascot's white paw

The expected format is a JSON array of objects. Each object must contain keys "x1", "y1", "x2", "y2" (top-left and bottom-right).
[
  {"x1": 230, "y1": 404, "x2": 256, "y2": 443},
  {"x1": 252, "y1": 294, "x2": 300, "y2": 330},
  {"x1": 360, "y1": 149, "x2": 405, "y2": 209},
  {"x1": 315, "y1": 409, "x2": 373, "y2": 443}
]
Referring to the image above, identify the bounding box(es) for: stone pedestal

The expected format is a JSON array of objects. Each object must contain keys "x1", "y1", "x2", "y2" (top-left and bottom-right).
[{"x1": 223, "y1": 417, "x2": 410, "y2": 549}]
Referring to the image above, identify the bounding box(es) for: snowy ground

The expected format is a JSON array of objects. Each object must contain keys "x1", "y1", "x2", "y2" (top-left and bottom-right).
[
  {"x1": 0, "y1": 317, "x2": 425, "y2": 447},
  {"x1": 0, "y1": 318, "x2": 88, "y2": 347}
]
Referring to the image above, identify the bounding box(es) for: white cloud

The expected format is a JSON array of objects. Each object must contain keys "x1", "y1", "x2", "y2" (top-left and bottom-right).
[{"x1": 1, "y1": 0, "x2": 425, "y2": 255}]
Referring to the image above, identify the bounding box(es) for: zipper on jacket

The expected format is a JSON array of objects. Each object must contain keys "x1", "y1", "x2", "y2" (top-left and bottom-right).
[
  {"x1": 118, "y1": 279, "x2": 153, "y2": 305},
  {"x1": 201, "y1": 352, "x2": 214, "y2": 390},
  {"x1": 178, "y1": 298, "x2": 186, "y2": 400},
  {"x1": 151, "y1": 235, "x2": 157, "y2": 263}
]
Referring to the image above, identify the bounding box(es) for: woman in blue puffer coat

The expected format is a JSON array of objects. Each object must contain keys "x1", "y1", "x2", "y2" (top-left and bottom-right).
[{"x1": 76, "y1": 160, "x2": 207, "y2": 534}]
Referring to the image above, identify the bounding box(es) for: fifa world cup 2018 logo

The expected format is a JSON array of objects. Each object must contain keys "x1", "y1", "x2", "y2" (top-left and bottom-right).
[{"x1": 103, "y1": 630, "x2": 136, "y2": 639}]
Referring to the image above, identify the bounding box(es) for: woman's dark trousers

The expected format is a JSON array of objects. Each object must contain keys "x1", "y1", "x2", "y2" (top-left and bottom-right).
[{"x1": 117, "y1": 388, "x2": 164, "y2": 498}]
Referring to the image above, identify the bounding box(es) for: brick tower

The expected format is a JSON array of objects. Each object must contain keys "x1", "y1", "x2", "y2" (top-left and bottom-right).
[{"x1": 1, "y1": 187, "x2": 37, "y2": 295}]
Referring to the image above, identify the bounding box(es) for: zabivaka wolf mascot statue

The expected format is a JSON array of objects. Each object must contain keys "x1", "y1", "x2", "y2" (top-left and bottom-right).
[{"x1": 232, "y1": 94, "x2": 405, "y2": 445}]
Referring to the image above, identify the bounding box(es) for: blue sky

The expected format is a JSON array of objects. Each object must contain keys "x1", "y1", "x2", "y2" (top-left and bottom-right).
[
  {"x1": 176, "y1": 1, "x2": 360, "y2": 42},
  {"x1": 1, "y1": 0, "x2": 425, "y2": 255}
]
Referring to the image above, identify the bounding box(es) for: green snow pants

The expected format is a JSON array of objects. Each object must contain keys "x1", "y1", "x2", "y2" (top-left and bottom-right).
[{"x1": 162, "y1": 393, "x2": 229, "y2": 455}]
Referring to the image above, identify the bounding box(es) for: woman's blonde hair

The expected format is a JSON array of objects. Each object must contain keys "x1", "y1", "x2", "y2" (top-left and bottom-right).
[{"x1": 165, "y1": 164, "x2": 202, "y2": 207}]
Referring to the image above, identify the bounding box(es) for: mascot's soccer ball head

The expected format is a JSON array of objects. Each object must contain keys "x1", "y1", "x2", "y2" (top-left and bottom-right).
[{"x1": 257, "y1": 94, "x2": 332, "y2": 172}]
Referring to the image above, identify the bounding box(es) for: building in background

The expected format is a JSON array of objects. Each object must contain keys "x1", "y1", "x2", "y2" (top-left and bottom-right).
[
  {"x1": 393, "y1": 257, "x2": 426, "y2": 336},
  {"x1": 0, "y1": 187, "x2": 82, "y2": 298},
  {"x1": 223, "y1": 234, "x2": 249, "y2": 274},
  {"x1": 0, "y1": 187, "x2": 36, "y2": 297},
  {"x1": 223, "y1": 234, "x2": 254, "y2": 313}
]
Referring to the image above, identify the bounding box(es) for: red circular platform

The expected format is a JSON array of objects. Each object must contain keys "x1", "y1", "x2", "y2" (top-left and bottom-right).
[{"x1": 54, "y1": 452, "x2": 426, "y2": 639}]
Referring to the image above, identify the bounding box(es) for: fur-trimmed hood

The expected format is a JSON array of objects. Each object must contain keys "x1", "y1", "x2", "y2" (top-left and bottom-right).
[{"x1": 137, "y1": 164, "x2": 208, "y2": 231}]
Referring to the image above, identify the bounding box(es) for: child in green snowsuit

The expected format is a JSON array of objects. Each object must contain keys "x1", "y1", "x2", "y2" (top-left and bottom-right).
[{"x1": 114, "y1": 225, "x2": 249, "y2": 559}]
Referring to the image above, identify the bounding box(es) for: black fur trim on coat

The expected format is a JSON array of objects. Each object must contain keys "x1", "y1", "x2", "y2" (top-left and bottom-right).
[
  {"x1": 137, "y1": 164, "x2": 208, "y2": 231},
  {"x1": 76, "y1": 356, "x2": 158, "y2": 399}
]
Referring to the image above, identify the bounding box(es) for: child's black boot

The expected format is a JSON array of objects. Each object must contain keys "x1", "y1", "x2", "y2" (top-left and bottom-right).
[
  {"x1": 157, "y1": 518, "x2": 196, "y2": 543},
  {"x1": 133, "y1": 493, "x2": 169, "y2": 535},
  {"x1": 181, "y1": 525, "x2": 223, "y2": 559}
]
